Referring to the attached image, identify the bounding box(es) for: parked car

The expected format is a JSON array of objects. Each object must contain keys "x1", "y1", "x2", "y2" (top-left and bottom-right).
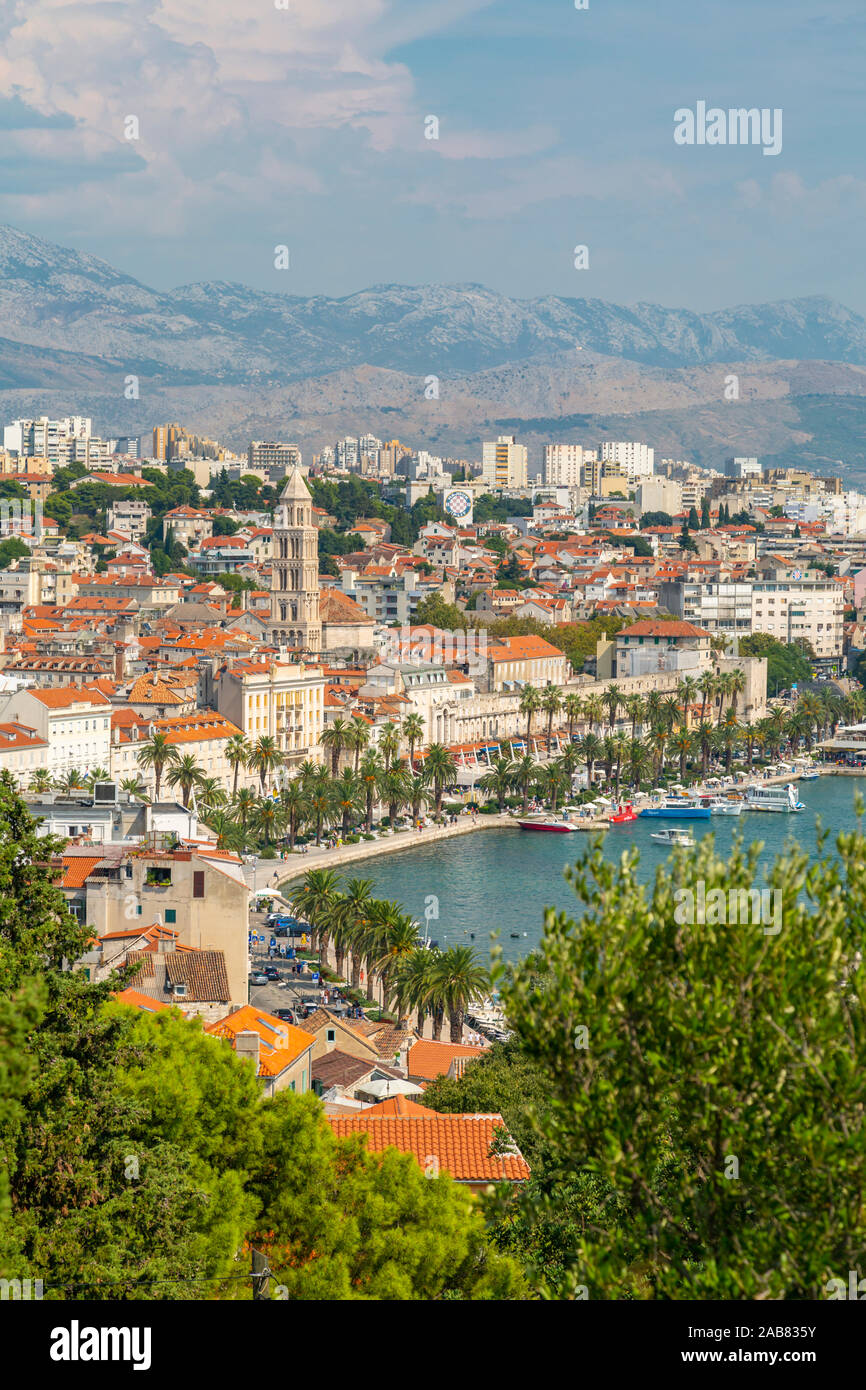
[
  {"x1": 249, "y1": 972, "x2": 269, "y2": 986},
  {"x1": 264, "y1": 966, "x2": 281, "y2": 982}
]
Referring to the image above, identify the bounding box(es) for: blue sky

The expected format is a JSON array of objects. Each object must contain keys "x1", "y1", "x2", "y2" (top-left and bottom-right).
[{"x1": 0, "y1": 0, "x2": 864, "y2": 310}]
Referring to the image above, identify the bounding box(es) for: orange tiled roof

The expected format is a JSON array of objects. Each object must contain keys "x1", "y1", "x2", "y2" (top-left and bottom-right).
[
  {"x1": 112, "y1": 988, "x2": 171, "y2": 1013},
  {"x1": 60, "y1": 855, "x2": 104, "y2": 888},
  {"x1": 406, "y1": 1039, "x2": 487, "y2": 1081},
  {"x1": 326, "y1": 1112, "x2": 530, "y2": 1183}
]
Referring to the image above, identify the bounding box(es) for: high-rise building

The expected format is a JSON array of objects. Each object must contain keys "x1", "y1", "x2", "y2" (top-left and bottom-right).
[
  {"x1": 726, "y1": 456, "x2": 762, "y2": 480},
  {"x1": 543, "y1": 444, "x2": 584, "y2": 487},
  {"x1": 599, "y1": 441, "x2": 654, "y2": 482},
  {"x1": 248, "y1": 441, "x2": 302, "y2": 472},
  {"x1": 269, "y1": 469, "x2": 322, "y2": 652},
  {"x1": 481, "y1": 435, "x2": 528, "y2": 488}
]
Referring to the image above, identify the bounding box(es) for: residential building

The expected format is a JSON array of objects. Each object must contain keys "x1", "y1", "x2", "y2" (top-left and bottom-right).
[
  {"x1": 751, "y1": 575, "x2": 844, "y2": 666},
  {"x1": 543, "y1": 443, "x2": 584, "y2": 487},
  {"x1": 600, "y1": 441, "x2": 654, "y2": 482},
  {"x1": 214, "y1": 658, "x2": 325, "y2": 773},
  {"x1": 0, "y1": 686, "x2": 112, "y2": 778},
  {"x1": 206, "y1": 1005, "x2": 315, "y2": 1097},
  {"x1": 481, "y1": 435, "x2": 528, "y2": 489}
]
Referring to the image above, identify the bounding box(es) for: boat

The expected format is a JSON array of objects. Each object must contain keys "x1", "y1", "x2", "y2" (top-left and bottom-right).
[
  {"x1": 650, "y1": 827, "x2": 695, "y2": 847},
  {"x1": 799, "y1": 767, "x2": 821, "y2": 781},
  {"x1": 705, "y1": 796, "x2": 743, "y2": 816},
  {"x1": 744, "y1": 782, "x2": 804, "y2": 812},
  {"x1": 516, "y1": 815, "x2": 580, "y2": 833},
  {"x1": 639, "y1": 798, "x2": 711, "y2": 820},
  {"x1": 608, "y1": 802, "x2": 638, "y2": 824}
]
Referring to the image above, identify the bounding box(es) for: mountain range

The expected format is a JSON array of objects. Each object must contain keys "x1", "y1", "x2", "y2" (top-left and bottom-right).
[{"x1": 0, "y1": 223, "x2": 865, "y2": 478}]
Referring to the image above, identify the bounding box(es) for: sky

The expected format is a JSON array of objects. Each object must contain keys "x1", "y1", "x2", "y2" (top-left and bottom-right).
[{"x1": 0, "y1": 0, "x2": 864, "y2": 311}]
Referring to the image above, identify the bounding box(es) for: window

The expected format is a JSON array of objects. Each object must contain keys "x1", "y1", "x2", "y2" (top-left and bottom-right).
[
  {"x1": 193, "y1": 871, "x2": 205, "y2": 899},
  {"x1": 326, "y1": 1028, "x2": 335, "y2": 1043},
  {"x1": 165, "y1": 909, "x2": 176, "y2": 924}
]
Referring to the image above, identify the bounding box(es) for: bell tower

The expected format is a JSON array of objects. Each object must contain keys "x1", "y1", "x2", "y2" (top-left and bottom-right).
[{"x1": 269, "y1": 468, "x2": 321, "y2": 652}]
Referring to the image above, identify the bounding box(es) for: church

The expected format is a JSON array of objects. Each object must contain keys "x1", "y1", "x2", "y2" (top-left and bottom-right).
[{"x1": 269, "y1": 468, "x2": 322, "y2": 652}]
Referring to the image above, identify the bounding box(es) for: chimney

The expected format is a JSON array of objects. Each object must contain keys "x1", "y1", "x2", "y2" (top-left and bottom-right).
[{"x1": 234, "y1": 1031, "x2": 260, "y2": 1071}]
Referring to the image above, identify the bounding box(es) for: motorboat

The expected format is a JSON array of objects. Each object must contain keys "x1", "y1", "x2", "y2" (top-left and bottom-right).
[
  {"x1": 799, "y1": 767, "x2": 821, "y2": 781},
  {"x1": 705, "y1": 796, "x2": 743, "y2": 816},
  {"x1": 608, "y1": 802, "x2": 638, "y2": 824},
  {"x1": 517, "y1": 814, "x2": 580, "y2": 833},
  {"x1": 650, "y1": 827, "x2": 695, "y2": 847},
  {"x1": 639, "y1": 798, "x2": 711, "y2": 820},
  {"x1": 744, "y1": 782, "x2": 804, "y2": 812}
]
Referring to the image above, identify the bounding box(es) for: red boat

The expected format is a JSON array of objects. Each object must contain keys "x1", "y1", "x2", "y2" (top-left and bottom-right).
[{"x1": 608, "y1": 802, "x2": 638, "y2": 824}]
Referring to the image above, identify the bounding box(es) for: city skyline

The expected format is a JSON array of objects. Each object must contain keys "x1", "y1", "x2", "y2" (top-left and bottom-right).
[{"x1": 0, "y1": 0, "x2": 863, "y2": 310}]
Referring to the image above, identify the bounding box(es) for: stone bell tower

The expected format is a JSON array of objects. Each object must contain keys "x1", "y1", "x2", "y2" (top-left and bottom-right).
[{"x1": 269, "y1": 468, "x2": 321, "y2": 652}]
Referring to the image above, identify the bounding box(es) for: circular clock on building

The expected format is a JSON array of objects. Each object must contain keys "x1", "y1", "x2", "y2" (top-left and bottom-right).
[{"x1": 444, "y1": 489, "x2": 472, "y2": 520}]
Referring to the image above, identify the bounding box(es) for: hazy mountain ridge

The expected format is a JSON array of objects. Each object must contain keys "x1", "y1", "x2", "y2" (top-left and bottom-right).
[{"x1": 0, "y1": 224, "x2": 864, "y2": 475}]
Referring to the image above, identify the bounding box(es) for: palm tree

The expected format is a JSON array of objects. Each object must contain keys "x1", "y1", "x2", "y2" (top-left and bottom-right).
[
  {"x1": 583, "y1": 693, "x2": 604, "y2": 737},
  {"x1": 603, "y1": 682, "x2": 623, "y2": 734},
  {"x1": 628, "y1": 738, "x2": 650, "y2": 790},
  {"x1": 279, "y1": 778, "x2": 309, "y2": 849},
  {"x1": 337, "y1": 876, "x2": 376, "y2": 990},
  {"x1": 541, "y1": 760, "x2": 570, "y2": 813},
  {"x1": 720, "y1": 713, "x2": 740, "y2": 773},
  {"x1": 695, "y1": 720, "x2": 716, "y2": 779},
  {"x1": 332, "y1": 769, "x2": 365, "y2": 839},
  {"x1": 28, "y1": 769, "x2": 53, "y2": 793},
  {"x1": 662, "y1": 693, "x2": 683, "y2": 734},
  {"x1": 670, "y1": 728, "x2": 692, "y2": 783},
  {"x1": 378, "y1": 721, "x2": 401, "y2": 774},
  {"x1": 540, "y1": 682, "x2": 562, "y2": 753},
  {"x1": 431, "y1": 946, "x2": 490, "y2": 1043},
  {"x1": 358, "y1": 748, "x2": 384, "y2": 831},
  {"x1": 204, "y1": 809, "x2": 244, "y2": 852},
  {"x1": 251, "y1": 796, "x2": 283, "y2": 845},
  {"x1": 611, "y1": 730, "x2": 629, "y2": 800},
  {"x1": 346, "y1": 716, "x2": 370, "y2": 773},
  {"x1": 291, "y1": 867, "x2": 342, "y2": 960},
  {"x1": 248, "y1": 734, "x2": 281, "y2": 795},
  {"x1": 307, "y1": 767, "x2": 337, "y2": 846},
  {"x1": 85, "y1": 766, "x2": 110, "y2": 790},
  {"x1": 58, "y1": 767, "x2": 86, "y2": 793},
  {"x1": 727, "y1": 668, "x2": 746, "y2": 719},
  {"x1": 511, "y1": 753, "x2": 540, "y2": 814},
  {"x1": 518, "y1": 686, "x2": 542, "y2": 750},
  {"x1": 167, "y1": 753, "x2": 204, "y2": 808},
  {"x1": 650, "y1": 726, "x2": 668, "y2": 784},
  {"x1": 677, "y1": 675, "x2": 699, "y2": 728},
  {"x1": 407, "y1": 773, "x2": 431, "y2": 823},
  {"x1": 372, "y1": 910, "x2": 421, "y2": 1017},
  {"x1": 422, "y1": 744, "x2": 457, "y2": 818},
  {"x1": 395, "y1": 947, "x2": 436, "y2": 1036},
  {"x1": 622, "y1": 693, "x2": 645, "y2": 743},
  {"x1": 225, "y1": 734, "x2": 250, "y2": 797},
  {"x1": 643, "y1": 688, "x2": 664, "y2": 731},
  {"x1": 563, "y1": 692, "x2": 584, "y2": 745},
  {"x1": 136, "y1": 731, "x2": 178, "y2": 800},
  {"x1": 119, "y1": 775, "x2": 149, "y2": 801},
  {"x1": 478, "y1": 755, "x2": 514, "y2": 813},
  {"x1": 582, "y1": 733, "x2": 603, "y2": 788},
  {"x1": 380, "y1": 763, "x2": 412, "y2": 826},
  {"x1": 402, "y1": 712, "x2": 426, "y2": 771},
  {"x1": 697, "y1": 671, "x2": 716, "y2": 725},
  {"x1": 197, "y1": 776, "x2": 227, "y2": 811},
  {"x1": 320, "y1": 717, "x2": 351, "y2": 777},
  {"x1": 715, "y1": 671, "x2": 734, "y2": 726},
  {"x1": 232, "y1": 786, "x2": 257, "y2": 842}
]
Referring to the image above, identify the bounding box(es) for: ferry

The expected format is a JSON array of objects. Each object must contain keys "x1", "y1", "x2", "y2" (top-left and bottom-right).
[
  {"x1": 608, "y1": 802, "x2": 638, "y2": 824},
  {"x1": 744, "y1": 782, "x2": 804, "y2": 813},
  {"x1": 650, "y1": 827, "x2": 695, "y2": 847},
  {"x1": 639, "y1": 798, "x2": 711, "y2": 820},
  {"x1": 516, "y1": 814, "x2": 580, "y2": 833}
]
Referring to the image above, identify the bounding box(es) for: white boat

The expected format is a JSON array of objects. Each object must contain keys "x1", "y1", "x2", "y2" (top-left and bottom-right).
[
  {"x1": 650, "y1": 827, "x2": 695, "y2": 847},
  {"x1": 744, "y1": 782, "x2": 804, "y2": 813},
  {"x1": 799, "y1": 767, "x2": 821, "y2": 781},
  {"x1": 706, "y1": 796, "x2": 743, "y2": 816}
]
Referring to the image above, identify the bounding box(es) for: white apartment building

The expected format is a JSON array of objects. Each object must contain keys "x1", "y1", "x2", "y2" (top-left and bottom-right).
[
  {"x1": 600, "y1": 441, "x2": 654, "y2": 482},
  {"x1": 727, "y1": 456, "x2": 762, "y2": 480},
  {"x1": 751, "y1": 577, "x2": 843, "y2": 662},
  {"x1": 659, "y1": 579, "x2": 754, "y2": 636},
  {"x1": 214, "y1": 658, "x2": 325, "y2": 774},
  {"x1": 0, "y1": 722, "x2": 49, "y2": 786},
  {"x1": 637, "y1": 477, "x2": 683, "y2": 515},
  {"x1": 543, "y1": 444, "x2": 584, "y2": 487},
  {"x1": 3, "y1": 416, "x2": 91, "y2": 461},
  {"x1": 107, "y1": 498, "x2": 152, "y2": 541},
  {"x1": 481, "y1": 435, "x2": 528, "y2": 489},
  {"x1": 0, "y1": 687, "x2": 112, "y2": 778}
]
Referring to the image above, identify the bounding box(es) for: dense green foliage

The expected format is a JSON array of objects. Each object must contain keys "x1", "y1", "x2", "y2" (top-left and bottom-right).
[{"x1": 740, "y1": 633, "x2": 816, "y2": 694}]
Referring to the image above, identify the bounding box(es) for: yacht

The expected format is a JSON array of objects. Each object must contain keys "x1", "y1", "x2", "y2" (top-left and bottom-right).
[
  {"x1": 639, "y1": 798, "x2": 711, "y2": 820},
  {"x1": 706, "y1": 796, "x2": 743, "y2": 816},
  {"x1": 744, "y1": 782, "x2": 803, "y2": 813},
  {"x1": 516, "y1": 813, "x2": 580, "y2": 833},
  {"x1": 650, "y1": 826, "x2": 695, "y2": 847}
]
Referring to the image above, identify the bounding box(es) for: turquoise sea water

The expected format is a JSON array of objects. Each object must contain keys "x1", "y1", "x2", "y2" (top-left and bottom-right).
[{"x1": 359, "y1": 776, "x2": 866, "y2": 964}]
